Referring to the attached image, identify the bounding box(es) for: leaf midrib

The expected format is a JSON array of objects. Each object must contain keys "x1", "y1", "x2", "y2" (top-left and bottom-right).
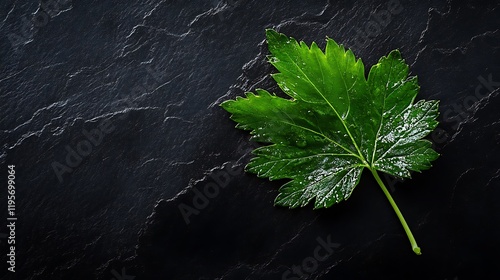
[
  {"x1": 371, "y1": 58, "x2": 396, "y2": 167},
  {"x1": 282, "y1": 50, "x2": 367, "y2": 164}
]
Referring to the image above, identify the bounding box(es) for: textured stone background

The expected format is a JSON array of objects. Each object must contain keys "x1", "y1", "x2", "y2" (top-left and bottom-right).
[{"x1": 1, "y1": 0, "x2": 499, "y2": 279}]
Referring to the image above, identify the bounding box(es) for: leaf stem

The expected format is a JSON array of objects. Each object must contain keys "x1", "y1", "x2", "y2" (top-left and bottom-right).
[{"x1": 369, "y1": 168, "x2": 422, "y2": 255}]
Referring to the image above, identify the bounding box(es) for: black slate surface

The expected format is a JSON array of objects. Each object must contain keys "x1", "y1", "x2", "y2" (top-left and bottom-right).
[{"x1": 1, "y1": 0, "x2": 499, "y2": 279}]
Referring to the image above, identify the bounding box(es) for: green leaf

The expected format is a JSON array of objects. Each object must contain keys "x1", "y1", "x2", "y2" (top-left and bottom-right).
[{"x1": 221, "y1": 29, "x2": 440, "y2": 255}]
